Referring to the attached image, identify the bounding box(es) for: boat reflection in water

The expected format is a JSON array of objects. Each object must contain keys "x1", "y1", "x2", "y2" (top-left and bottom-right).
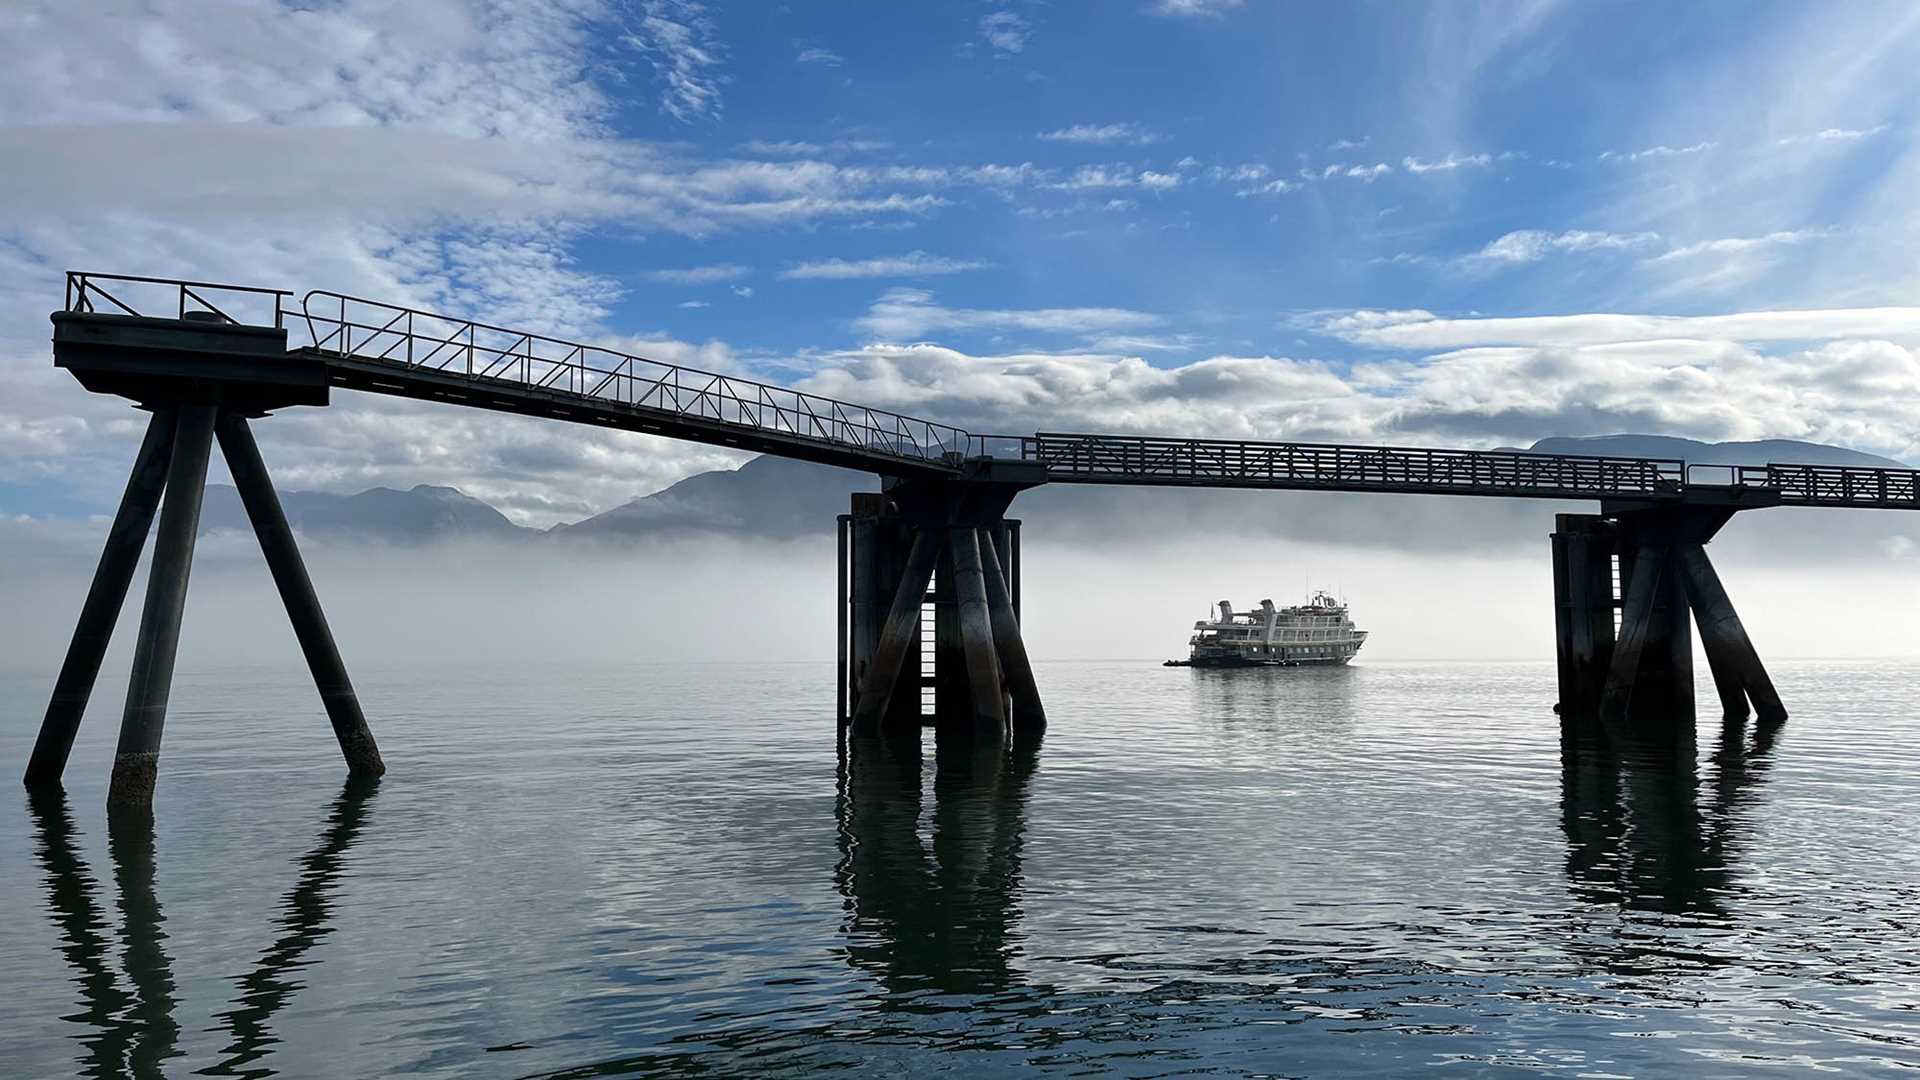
[
  {"x1": 27, "y1": 779, "x2": 379, "y2": 1080},
  {"x1": 834, "y1": 729, "x2": 1041, "y2": 998}
]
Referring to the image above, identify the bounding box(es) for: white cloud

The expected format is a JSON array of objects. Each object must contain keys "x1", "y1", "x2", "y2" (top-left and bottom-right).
[
  {"x1": 627, "y1": 0, "x2": 726, "y2": 123},
  {"x1": 1320, "y1": 306, "x2": 1920, "y2": 350},
  {"x1": 1137, "y1": 171, "x2": 1181, "y2": 191},
  {"x1": 854, "y1": 288, "x2": 1161, "y2": 340},
  {"x1": 1597, "y1": 141, "x2": 1716, "y2": 163},
  {"x1": 0, "y1": 124, "x2": 970, "y2": 238},
  {"x1": 1641, "y1": 230, "x2": 1840, "y2": 297},
  {"x1": 979, "y1": 10, "x2": 1032, "y2": 55},
  {"x1": 1045, "y1": 165, "x2": 1142, "y2": 190},
  {"x1": 732, "y1": 285, "x2": 754, "y2": 298},
  {"x1": 777, "y1": 251, "x2": 993, "y2": 280},
  {"x1": 677, "y1": 300, "x2": 710, "y2": 308},
  {"x1": 0, "y1": 0, "x2": 609, "y2": 140},
  {"x1": 1653, "y1": 229, "x2": 1830, "y2": 262},
  {"x1": 1402, "y1": 152, "x2": 1494, "y2": 174},
  {"x1": 1209, "y1": 163, "x2": 1270, "y2": 183},
  {"x1": 1148, "y1": 0, "x2": 1245, "y2": 15},
  {"x1": 792, "y1": 335, "x2": 1920, "y2": 466},
  {"x1": 737, "y1": 139, "x2": 822, "y2": 155},
  {"x1": 644, "y1": 264, "x2": 752, "y2": 285},
  {"x1": 796, "y1": 46, "x2": 843, "y2": 65},
  {"x1": 1469, "y1": 229, "x2": 1661, "y2": 265},
  {"x1": 1328, "y1": 136, "x2": 1370, "y2": 151},
  {"x1": 1775, "y1": 124, "x2": 1889, "y2": 146},
  {"x1": 1036, "y1": 123, "x2": 1161, "y2": 145},
  {"x1": 1236, "y1": 179, "x2": 1299, "y2": 197}
]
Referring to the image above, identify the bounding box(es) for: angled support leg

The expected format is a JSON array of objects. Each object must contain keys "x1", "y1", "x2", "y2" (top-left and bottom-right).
[
  {"x1": 107, "y1": 405, "x2": 218, "y2": 813},
  {"x1": 26, "y1": 409, "x2": 178, "y2": 788},
  {"x1": 217, "y1": 413, "x2": 385, "y2": 776},
  {"x1": 851, "y1": 528, "x2": 939, "y2": 735},
  {"x1": 949, "y1": 528, "x2": 1008, "y2": 738},
  {"x1": 1600, "y1": 542, "x2": 1666, "y2": 724},
  {"x1": 977, "y1": 527, "x2": 1044, "y2": 731},
  {"x1": 1679, "y1": 544, "x2": 1787, "y2": 724}
]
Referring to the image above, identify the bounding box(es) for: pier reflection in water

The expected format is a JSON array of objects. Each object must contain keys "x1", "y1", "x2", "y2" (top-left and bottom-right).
[
  {"x1": 835, "y1": 730, "x2": 1041, "y2": 998},
  {"x1": 1560, "y1": 712, "x2": 1781, "y2": 916},
  {"x1": 27, "y1": 779, "x2": 378, "y2": 1080},
  {"x1": 11, "y1": 660, "x2": 1920, "y2": 1077}
]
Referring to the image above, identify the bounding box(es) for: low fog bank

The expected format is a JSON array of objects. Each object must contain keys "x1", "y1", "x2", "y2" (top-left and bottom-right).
[{"x1": 1, "y1": 518, "x2": 1915, "y2": 685}]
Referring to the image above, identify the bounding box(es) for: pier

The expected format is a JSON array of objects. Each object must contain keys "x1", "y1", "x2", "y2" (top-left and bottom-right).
[{"x1": 24, "y1": 272, "x2": 1920, "y2": 809}]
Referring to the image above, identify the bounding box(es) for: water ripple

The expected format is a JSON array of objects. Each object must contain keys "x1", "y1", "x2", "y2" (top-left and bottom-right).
[{"x1": 3, "y1": 659, "x2": 1920, "y2": 1076}]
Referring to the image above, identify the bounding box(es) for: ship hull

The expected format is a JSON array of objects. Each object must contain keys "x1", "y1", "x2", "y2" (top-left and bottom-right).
[{"x1": 1165, "y1": 655, "x2": 1355, "y2": 668}]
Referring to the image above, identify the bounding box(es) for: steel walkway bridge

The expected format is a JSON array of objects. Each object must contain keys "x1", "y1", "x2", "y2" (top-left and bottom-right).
[{"x1": 26, "y1": 272, "x2": 1920, "y2": 812}]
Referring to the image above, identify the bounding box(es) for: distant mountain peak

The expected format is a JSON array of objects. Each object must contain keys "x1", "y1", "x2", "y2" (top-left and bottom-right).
[
  {"x1": 1516, "y1": 433, "x2": 1909, "y2": 470},
  {"x1": 198, "y1": 482, "x2": 528, "y2": 545}
]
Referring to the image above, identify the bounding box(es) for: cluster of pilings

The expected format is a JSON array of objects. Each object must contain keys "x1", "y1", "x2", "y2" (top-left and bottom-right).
[
  {"x1": 27, "y1": 310, "x2": 382, "y2": 811},
  {"x1": 24, "y1": 309, "x2": 386, "y2": 811},
  {"x1": 837, "y1": 482, "x2": 1044, "y2": 741},
  {"x1": 1551, "y1": 509, "x2": 1785, "y2": 729}
]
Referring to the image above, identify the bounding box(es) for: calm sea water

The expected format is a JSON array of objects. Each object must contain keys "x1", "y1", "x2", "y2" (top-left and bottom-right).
[{"x1": 3, "y1": 657, "x2": 1919, "y2": 1078}]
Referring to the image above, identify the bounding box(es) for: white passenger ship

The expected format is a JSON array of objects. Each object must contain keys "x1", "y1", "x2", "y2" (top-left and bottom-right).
[{"x1": 1166, "y1": 592, "x2": 1367, "y2": 668}]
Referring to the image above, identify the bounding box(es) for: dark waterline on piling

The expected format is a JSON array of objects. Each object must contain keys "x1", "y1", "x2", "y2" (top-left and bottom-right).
[{"x1": 4, "y1": 658, "x2": 1920, "y2": 1077}]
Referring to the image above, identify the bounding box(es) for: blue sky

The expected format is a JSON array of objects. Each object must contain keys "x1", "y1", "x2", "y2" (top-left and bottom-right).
[{"x1": 2, "y1": 0, "x2": 1918, "y2": 523}]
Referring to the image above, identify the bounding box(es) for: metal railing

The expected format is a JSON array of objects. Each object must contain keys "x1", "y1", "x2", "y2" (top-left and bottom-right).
[
  {"x1": 298, "y1": 291, "x2": 973, "y2": 467},
  {"x1": 64, "y1": 271, "x2": 291, "y2": 328},
  {"x1": 1022, "y1": 432, "x2": 1687, "y2": 497},
  {"x1": 56, "y1": 272, "x2": 1920, "y2": 507},
  {"x1": 1729, "y1": 462, "x2": 1920, "y2": 508}
]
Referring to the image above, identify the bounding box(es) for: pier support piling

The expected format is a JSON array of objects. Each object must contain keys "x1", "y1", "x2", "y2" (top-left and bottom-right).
[
  {"x1": 840, "y1": 479, "x2": 1042, "y2": 741},
  {"x1": 948, "y1": 527, "x2": 1008, "y2": 738},
  {"x1": 1678, "y1": 544, "x2": 1787, "y2": 724},
  {"x1": 108, "y1": 404, "x2": 217, "y2": 812},
  {"x1": 217, "y1": 412, "x2": 384, "y2": 776},
  {"x1": 26, "y1": 409, "x2": 178, "y2": 788},
  {"x1": 1550, "y1": 514, "x2": 1617, "y2": 721},
  {"x1": 978, "y1": 527, "x2": 1044, "y2": 731},
  {"x1": 31, "y1": 406, "x2": 380, "y2": 801},
  {"x1": 1553, "y1": 505, "x2": 1782, "y2": 730},
  {"x1": 850, "y1": 527, "x2": 939, "y2": 735},
  {"x1": 1601, "y1": 542, "x2": 1668, "y2": 725}
]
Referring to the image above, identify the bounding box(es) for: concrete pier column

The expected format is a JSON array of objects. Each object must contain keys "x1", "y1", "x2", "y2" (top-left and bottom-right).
[
  {"x1": 837, "y1": 514, "x2": 851, "y2": 727},
  {"x1": 845, "y1": 494, "x2": 927, "y2": 732},
  {"x1": 107, "y1": 404, "x2": 217, "y2": 812},
  {"x1": 948, "y1": 527, "x2": 1008, "y2": 738},
  {"x1": 1601, "y1": 542, "x2": 1667, "y2": 725},
  {"x1": 1679, "y1": 543, "x2": 1787, "y2": 723},
  {"x1": 874, "y1": 514, "x2": 926, "y2": 730},
  {"x1": 978, "y1": 528, "x2": 1045, "y2": 731},
  {"x1": 1552, "y1": 529, "x2": 1575, "y2": 707},
  {"x1": 1007, "y1": 520, "x2": 1022, "y2": 618},
  {"x1": 847, "y1": 505, "x2": 879, "y2": 716},
  {"x1": 990, "y1": 518, "x2": 1021, "y2": 618},
  {"x1": 1639, "y1": 545, "x2": 1695, "y2": 727},
  {"x1": 26, "y1": 408, "x2": 178, "y2": 788},
  {"x1": 851, "y1": 527, "x2": 939, "y2": 734},
  {"x1": 1549, "y1": 514, "x2": 1616, "y2": 720},
  {"x1": 216, "y1": 412, "x2": 384, "y2": 776}
]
